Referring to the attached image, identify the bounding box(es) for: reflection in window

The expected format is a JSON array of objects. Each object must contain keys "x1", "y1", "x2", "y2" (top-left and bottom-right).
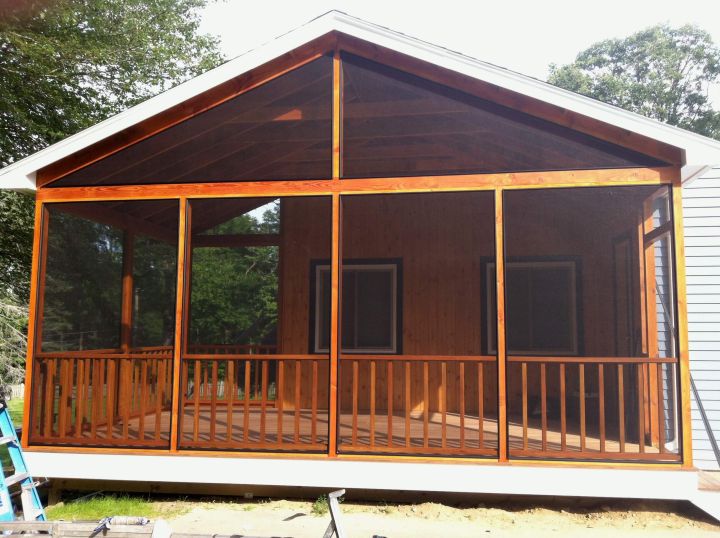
[
  {"x1": 486, "y1": 260, "x2": 579, "y2": 355},
  {"x1": 313, "y1": 262, "x2": 399, "y2": 353}
]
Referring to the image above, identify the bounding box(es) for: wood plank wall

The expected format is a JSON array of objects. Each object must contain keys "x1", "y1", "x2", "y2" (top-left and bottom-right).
[{"x1": 277, "y1": 188, "x2": 657, "y2": 418}]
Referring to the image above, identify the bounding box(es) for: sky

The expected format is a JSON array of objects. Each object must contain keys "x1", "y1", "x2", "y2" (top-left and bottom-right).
[{"x1": 200, "y1": 0, "x2": 720, "y2": 84}]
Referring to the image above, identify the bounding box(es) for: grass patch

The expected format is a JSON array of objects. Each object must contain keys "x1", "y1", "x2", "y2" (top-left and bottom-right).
[
  {"x1": 311, "y1": 495, "x2": 329, "y2": 516},
  {"x1": 7, "y1": 399, "x2": 23, "y2": 426},
  {"x1": 46, "y1": 494, "x2": 186, "y2": 521}
]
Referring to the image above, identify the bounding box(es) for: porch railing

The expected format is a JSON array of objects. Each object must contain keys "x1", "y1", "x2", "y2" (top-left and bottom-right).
[
  {"x1": 507, "y1": 356, "x2": 681, "y2": 462},
  {"x1": 28, "y1": 349, "x2": 682, "y2": 463},
  {"x1": 338, "y1": 355, "x2": 498, "y2": 457},
  {"x1": 178, "y1": 351, "x2": 328, "y2": 452},
  {"x1": 30, "y1": 348, "x2": 173, "y2": 448}
]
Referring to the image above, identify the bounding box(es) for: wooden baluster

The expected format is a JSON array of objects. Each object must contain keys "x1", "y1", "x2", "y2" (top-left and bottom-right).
[
  {"x1": 82, "y1": 358, "x2": 91, "y2": 435},
  {"x1": 387, "y1": 361, "x2": 393, "y2": 448},
  {"x1": 193, "y1": 360, "x2": 201, "y2": 442},
  {"x1": 294, "y1": 360, "x2": 301, "y2": 444},
  {"x1": 522, "y1": 362, "x2": 528, "y2": 451},
  {"x1": 91, "y1": 360, "x2": 99, "y2": 439},
  {"x1": 123, "y1": 359, "x2": 131, "y2": 440},
  {"x1": 226, "y1": 360, "x2": 235, "y2": 443},
  {"x1": 618, "y1": 364, "x2": 625, "y2": 452},
  {"x1": 202, "y1": 362, "x2": 209, "y2": 405},
  {"x1": 179, "y1": 361, "x2": 188, "y2": 442},
  {"x1": 260, "y1": 360, "x2": 268, "y2": 443},
  {"x1": 106, "y1": 358, "x2": 116, "y2": 439},
  {"x1": 560, "y1": 363, "x2": 566, "y2": 451},
  {"x1": 138, "y1": 360, "x2": 148, "y2": 441},
  {"x1": 637, "y1": 363, "x2": 645, "y2": 453},
  {"x1": 598, "y1": 363, "x2": 605, "y2": 452},
  {"x1": 276, "y1": 360, "x2": 284, "y2": 446},
  {"x1": 155, "y1": 359, "x2": 165, "y2": 441},
  {"x1": 210, "y1": 360, "x2": 218, "y2": 442},
  {"x1": 352, "y1": 360, "x2": 358, "y2": 447},
  {"x1": 75, "y1": 359, "x2": 85, "y2": 438},
  {"x1": 58, "y1": 359, "x2": 69, "y2": 438},
  {"x1": 243, "y1": 360, "x2": 251, "y2": 443},
  {"x1": 311, "y1": 360, "x2": 318, "y2": 445},
  {"x1": 579, "y1": 363, "x2": 586, "y2": 452},
  {"x1": 99, "y1": 360, "x2": 108, "y2": 439},
  {"x1": 478, "y1": 362, "x2": 484, "y2": 449},
  {"x1": 423, "y1": 361, "x2": 429, "y2": 448},
  {"x1": 541, "y1": 363, "x2": 547, "y2": 451},
  {"x1": 658, "y1": 362, "x2": 666, "y2": 453},
  {"x1": 405, "y1": 361, "x2": 411, "y2": 448},
  {"x1": 441, "y1": 361, "x2": 447, "y2": 449},
  {"x1": 459, "y1": 362, "x2": 465, "y2": 450},
  {"x1": 370, "y1": 360, "x2": 376, "y2": 449}
]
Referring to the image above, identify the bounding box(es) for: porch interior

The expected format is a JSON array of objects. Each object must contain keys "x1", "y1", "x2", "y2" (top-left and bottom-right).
[{"x1": 30, "y1": 187, "x2": 680, "y2": 462}]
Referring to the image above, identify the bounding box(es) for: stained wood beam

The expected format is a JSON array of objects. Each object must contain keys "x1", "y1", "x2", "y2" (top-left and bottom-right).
[{"x1": 35, "y1": 167, "x2": 677, "y2": 203}]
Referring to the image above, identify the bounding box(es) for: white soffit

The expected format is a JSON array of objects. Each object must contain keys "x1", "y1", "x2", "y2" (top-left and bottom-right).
[{"x1": 2, "y1": 10, "x2": 720, "y2": 190}]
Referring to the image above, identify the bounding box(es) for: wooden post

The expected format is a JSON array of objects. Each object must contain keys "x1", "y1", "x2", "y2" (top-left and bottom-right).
[
  {"x1": 495, "y1": 188, "x2": 508, "y2": 462},
  {"x1": 170, "y1": 198, "x2": 190, "y2": 451},
  {"x1": 120, "y1": 232, "x2": 135, "y2": 353},
  {"x1": 672, "y1": 177, "x2": 693, "y2": 468},
  {"x1": 21, "y1": 201, "x2": 48, "y2": 447},
  {"x1": 328, "y1": 48, "x2": 342, "y2": 456},
  {"x1": 329, "y1": 193, "x2": 341, "y2": 456}
]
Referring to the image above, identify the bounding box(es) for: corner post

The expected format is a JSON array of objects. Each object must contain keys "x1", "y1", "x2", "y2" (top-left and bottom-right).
[
  {"x1": 495, "y1": 188, "x2": 508, "y2": 462},
  {"x1": 170, "y1": 197, "x2": 191, "y2": 452},
  {"x1": 21, "y1": 200, "x2": 48, "y2": 448},
  {"x1": 671, "y1": 176, "x2": 693, "y2": 468}
]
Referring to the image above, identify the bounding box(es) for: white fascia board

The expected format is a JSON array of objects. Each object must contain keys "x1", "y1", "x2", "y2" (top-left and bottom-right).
[
  {"x1": 25, "y1": 451, "x2": 697, "y2": 502},
  {"x1": 3, "y1": 10, "x2": 720, "y2": 190}
]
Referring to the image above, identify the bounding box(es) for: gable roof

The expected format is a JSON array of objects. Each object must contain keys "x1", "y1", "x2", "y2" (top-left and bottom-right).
[{"x1": 2, "y1": 10, "x2": 720, "y2": 190}]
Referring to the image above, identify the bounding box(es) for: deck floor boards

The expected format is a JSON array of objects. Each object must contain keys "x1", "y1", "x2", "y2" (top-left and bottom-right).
[{"x1": 33, "y1": 406, "x2": 665, "y2": 457}]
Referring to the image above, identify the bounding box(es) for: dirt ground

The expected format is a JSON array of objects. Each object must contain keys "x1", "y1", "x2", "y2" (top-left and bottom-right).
[{"x1": 163, "y1": 497, "x2": 720, "y2": 538}]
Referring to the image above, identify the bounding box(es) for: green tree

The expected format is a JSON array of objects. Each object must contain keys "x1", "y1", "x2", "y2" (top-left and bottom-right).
[
  {"x1": 0, "y1": 0, "x2": 223, "y2": 384},
  {"x1": 548, "y1": 24, "x2": 720, "y2": 140},
  {"x1": 1, "y1": 0, "x2": 223, "y2": 167}
]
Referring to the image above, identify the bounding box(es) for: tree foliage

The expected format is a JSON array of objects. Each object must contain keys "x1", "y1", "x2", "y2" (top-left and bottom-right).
[
  {"x1": 0, "y1": 0, "x2": 223, "y2": 384},
  {"x1": 189, "y1": 203, "x2": 280, "y2": 347},
  {"x1": 0, "y1": 0, "x2": 223, "y2": 166},
  {"x1": 548, "y1": 24, "x2": 720, "y2": 140}
]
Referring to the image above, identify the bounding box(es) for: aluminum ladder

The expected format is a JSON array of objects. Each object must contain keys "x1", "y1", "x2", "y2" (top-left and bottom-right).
[{"x1": 0, "y1": 398, "x2": 45, "y2": 521}]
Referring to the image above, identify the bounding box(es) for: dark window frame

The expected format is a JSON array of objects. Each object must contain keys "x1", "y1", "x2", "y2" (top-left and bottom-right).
[
  {"x1": 309, "y1": 258, "x2": 403, "y2": 354},
  {"x1": 482, "y1": 256, "x2": 584, "y2": 356}
]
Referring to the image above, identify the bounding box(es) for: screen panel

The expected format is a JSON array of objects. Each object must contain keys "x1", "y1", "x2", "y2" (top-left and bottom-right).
[
  {"x1": 342, "y1": 54, "x2": 666, "y2": 179},
  {"x1": 50, "y1": 57, "x2": 333, "y2": 187}
]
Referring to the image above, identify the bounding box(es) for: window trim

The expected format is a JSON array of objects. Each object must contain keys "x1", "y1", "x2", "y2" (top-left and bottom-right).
[
  {"x1": 484, "y1": 257, "x2": 582, "y2": 356},
  {"x1": 310, "y1": 259, "x2": 402, "y2": 354}
]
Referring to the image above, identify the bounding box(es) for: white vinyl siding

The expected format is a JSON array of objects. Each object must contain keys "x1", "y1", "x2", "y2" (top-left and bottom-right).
[{"x1": 684, "y1": 165, "x2": 720, "y2": 470}]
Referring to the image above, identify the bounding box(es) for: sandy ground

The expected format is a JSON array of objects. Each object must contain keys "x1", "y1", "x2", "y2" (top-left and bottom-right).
[{"x1": 163, "y1": 497, "x2": 720, "y2": 538}]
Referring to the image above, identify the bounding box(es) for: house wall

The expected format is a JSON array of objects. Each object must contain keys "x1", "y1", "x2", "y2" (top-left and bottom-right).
[
  {"x1": 683, "y1": 165, "x2": 720, "y2": 471},
  {"x1": 277, "y1": 189, "x2": 650, "y2": 417}
]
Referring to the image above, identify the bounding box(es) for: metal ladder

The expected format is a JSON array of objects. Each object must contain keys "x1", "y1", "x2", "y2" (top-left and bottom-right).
[{"x1": 0, "y1": 398, "x2": 45, "y2": 522}]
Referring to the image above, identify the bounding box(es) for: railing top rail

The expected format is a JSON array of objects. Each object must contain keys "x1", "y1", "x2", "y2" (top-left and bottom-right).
[
  {"x1": 339, "y1": 354, "x2": 496, "y2": 362},
  {"x1": 183, "y1": 353, "x2": 324, "y2": 360},
  {"x1": 507, "y1": 356, "x2": 677, "y2": 364},
  {"x1": 36, "y1": 352, "x2": 173, "y2": 359}
]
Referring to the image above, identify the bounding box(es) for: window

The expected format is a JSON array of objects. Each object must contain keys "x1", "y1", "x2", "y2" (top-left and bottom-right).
[
  {"x1": 313, "y1": 261, "x2": 400, "y2": 353},
  {"x1": 485, "y1": 259, "x2": 580, "y2": 355}
]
